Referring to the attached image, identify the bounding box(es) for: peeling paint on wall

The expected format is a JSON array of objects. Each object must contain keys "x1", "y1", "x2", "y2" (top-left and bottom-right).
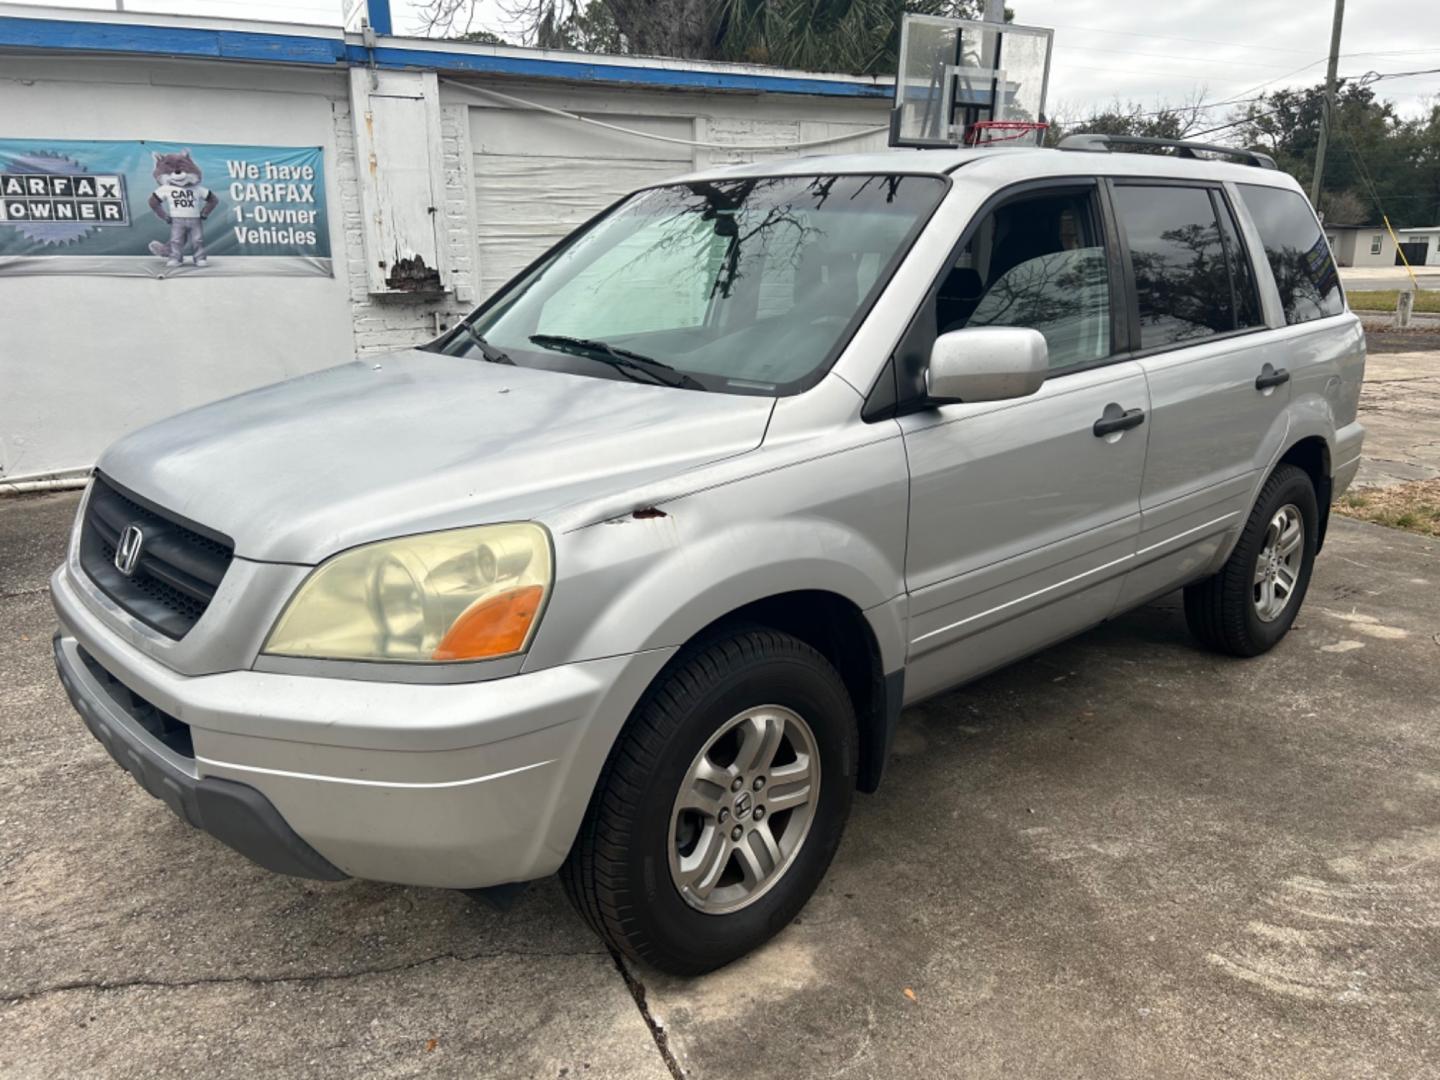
[{"x1": 386, "y1": 252, "x2": 442, "y2": 292}]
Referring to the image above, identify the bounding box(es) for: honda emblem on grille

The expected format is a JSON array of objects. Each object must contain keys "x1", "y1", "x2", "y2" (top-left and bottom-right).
[{"x1": 114, "y1": 524, "x2": 145, "y2": 576}]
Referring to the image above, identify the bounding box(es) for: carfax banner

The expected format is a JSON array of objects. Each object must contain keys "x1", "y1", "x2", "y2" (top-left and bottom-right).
[{"x1": 0, "y1": 138, "x2": 331, "y2": 277}]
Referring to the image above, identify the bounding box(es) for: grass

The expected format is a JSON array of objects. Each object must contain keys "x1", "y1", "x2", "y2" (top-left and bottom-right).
[
  {"x1": 1347, "y1": 289, "x2": 1440, "y2": 314},
  {"x1": 1336, "y1": 479, "x2": 1440, "y2": 537}
]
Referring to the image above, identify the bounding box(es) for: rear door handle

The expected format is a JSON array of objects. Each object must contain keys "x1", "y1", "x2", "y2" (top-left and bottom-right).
[
  {"x1": 1093, "y1": 408, "x2": 1146, "y2": 437},
  {"x1": 1255, "y1": 367, "x2": 1291, "y2": 390}
]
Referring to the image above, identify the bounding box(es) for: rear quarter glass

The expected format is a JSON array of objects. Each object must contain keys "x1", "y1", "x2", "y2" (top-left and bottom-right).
[{"x1": 1235, "y1": 184, "x2": 1344, "y2": 325}]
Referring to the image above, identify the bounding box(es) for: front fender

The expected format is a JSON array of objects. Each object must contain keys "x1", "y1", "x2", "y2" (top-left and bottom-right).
[{"x1": 523, "y1": 433, "x2": 911, "y2": 675}]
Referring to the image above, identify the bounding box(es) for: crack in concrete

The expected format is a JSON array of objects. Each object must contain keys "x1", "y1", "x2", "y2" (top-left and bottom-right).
[
  {"x1": 0, "y1": 946, "x2": 608, "y2": 1007},
  {"x1": 611, "y1": 950, "x2": 685, "y2": 1080},
  {"x1": 0, "y1": 587, "x2": 50, "y2": 600}
]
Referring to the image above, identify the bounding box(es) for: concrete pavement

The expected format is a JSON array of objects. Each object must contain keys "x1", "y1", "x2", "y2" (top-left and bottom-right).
[
  {"x1": 4, "y1": 487, "x2": 1440, "y2": 1077},
  {"x1": 1354, "y1": 335, "x2": 1440, "y2": 489}
]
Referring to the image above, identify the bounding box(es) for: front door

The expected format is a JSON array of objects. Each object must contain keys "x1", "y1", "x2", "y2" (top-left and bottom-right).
[{"x1": 899, "y1": 181, "x2": 1149, "y2": 702}]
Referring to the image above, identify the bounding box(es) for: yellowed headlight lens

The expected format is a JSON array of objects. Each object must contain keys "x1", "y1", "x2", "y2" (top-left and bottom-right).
[{"x1": 263, "y1": 523, "x2": 552, "y2": 662}]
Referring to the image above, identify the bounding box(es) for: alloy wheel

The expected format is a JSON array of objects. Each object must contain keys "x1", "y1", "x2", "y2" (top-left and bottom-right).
[
  {"x1": 1254, "y1": 503, "x2": 1304, "y2": 622},
  {"x1": 667, "y1": 706, "x2": 820, "y2": 915}
]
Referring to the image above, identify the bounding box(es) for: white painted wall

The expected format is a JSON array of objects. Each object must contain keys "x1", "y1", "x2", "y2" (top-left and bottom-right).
[
  {"x1": 1328, "y1": 227, "x2": 1394, "y2": 268},
  {"x1": 0, "y1": 56, "x2": 357, "y2": 482},
  {"x1": 1331, "y1": 227, "x2": 1440, "y2": 268}
]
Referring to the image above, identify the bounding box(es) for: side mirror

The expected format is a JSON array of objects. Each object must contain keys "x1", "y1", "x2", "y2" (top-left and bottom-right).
[{"x1": 925, "y1": 326, "x2": 1049, "y2": 405}]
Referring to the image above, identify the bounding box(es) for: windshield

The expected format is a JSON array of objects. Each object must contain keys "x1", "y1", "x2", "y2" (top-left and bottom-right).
[{"x1": 438, "y1": 174, "x2": 947, "y2": 395}]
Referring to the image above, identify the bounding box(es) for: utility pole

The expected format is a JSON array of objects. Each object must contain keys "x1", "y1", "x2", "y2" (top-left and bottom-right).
[{"x1": 1310, "y1": 0, "x2": 1345, "y2": 208}]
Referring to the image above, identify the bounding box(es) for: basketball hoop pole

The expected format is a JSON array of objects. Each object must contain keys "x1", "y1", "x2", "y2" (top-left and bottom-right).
[
  {"x1": 982, "y1": 0, "x2": 1004, "y2": 71},
  {"x1": 980, "y1": 0, "x2": 1005, "y2": 134}
]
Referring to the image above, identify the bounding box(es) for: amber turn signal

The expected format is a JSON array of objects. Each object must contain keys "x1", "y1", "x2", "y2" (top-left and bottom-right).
[{"x1": 432, "y1": 585, "x2": 545, "y2": 661}]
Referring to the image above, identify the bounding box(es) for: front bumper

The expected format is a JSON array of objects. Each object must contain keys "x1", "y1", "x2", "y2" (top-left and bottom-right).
[
  {"x1": 54, "y1": 633, "x2": 346, "y2": 881},
  {"x1": 52, "y1": 564, "x2": 676, "y2": 889}
]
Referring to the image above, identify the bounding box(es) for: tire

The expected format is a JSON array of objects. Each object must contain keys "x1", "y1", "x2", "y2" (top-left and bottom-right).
[
  {"x1": 1184, "y1": 464, "x2": 1319, "y2": 657},
  {"x1": 561, "y1": 627, "x2": 857, "y2": 975}
]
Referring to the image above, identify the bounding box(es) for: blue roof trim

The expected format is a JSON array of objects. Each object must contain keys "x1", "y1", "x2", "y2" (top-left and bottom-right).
[
  {"x1": 0, "y1": 16, "x2": 346, "y2": 65},
  {"x1": 356, "y1": 44, "x2": 890, "y2": 97},
  {"x1": 0, "y1": 15, "x2": 890, "y2": 99}
]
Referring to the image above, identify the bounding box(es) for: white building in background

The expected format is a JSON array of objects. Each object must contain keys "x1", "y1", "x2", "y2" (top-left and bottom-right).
[
  {"x1": 1325, "y1": 224, "x2": 1440, "y2": 268},
  {"x1": 0, "y1": 1, "x2": 892, "y2": 485}
]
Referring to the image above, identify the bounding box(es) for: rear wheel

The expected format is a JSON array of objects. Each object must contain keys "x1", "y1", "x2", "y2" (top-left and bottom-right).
[
  {"x1": 1184, "y1": 464, "x2": 1318, "y2": 657},
  {"x1": 561, "y1": 628, "x2": 856, "y2": 975}
]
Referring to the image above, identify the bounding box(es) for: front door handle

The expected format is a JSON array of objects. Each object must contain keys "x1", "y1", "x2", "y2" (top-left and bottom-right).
[
  {"x1": 1093, "y1": 408, "x2": 1146, "y2": 437},
  {"x1": 1255, "y1": 367, "x2": 1291, "y2": 390}
]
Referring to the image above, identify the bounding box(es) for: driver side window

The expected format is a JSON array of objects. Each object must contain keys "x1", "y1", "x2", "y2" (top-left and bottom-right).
[{"x1": 936, "y1": 189, "x2": 1113, "y2": 372}]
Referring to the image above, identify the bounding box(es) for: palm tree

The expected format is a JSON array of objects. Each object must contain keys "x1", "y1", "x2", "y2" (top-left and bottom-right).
[
  {"x1": 418, "y1": 0, "x2": 988, "y2": 75},
  {"x1": 712, "y1": 0, "x2": 985, "y2": 76}
]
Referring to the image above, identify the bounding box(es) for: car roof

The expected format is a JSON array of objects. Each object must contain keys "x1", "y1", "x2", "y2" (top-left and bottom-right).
[{"x1": 674, "y1": 145, "x2": 1304, "y2": 193}]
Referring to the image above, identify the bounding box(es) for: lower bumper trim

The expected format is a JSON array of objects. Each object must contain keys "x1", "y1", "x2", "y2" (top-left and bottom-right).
[{"x1": 54, "y1": 633, "x2": 347, "y2": 882}]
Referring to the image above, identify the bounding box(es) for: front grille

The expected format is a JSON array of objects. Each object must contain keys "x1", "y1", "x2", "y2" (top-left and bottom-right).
[
  {"x1": 79, "y1": 474, "x2": 235, "y2": 639},
  {"x1": 76, "y1": 644, "x2": 194, "y2": 759}
]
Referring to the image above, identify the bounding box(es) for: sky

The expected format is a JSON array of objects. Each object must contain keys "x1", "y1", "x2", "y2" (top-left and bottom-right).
[{"x1": 18, "y1": 0, "x2": 1440, "y2": 120}]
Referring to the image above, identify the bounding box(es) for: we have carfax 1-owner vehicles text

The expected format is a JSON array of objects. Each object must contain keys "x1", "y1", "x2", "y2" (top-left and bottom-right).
[{"x1": 54, "y1": 130, "x2": 1363, "y2": 972}]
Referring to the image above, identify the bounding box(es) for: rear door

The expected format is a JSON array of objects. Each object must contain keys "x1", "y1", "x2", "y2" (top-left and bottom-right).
[
  {"x1": 899, "y1": 180, "x2": 1150, "y2": 701},
  {"x1": 1105, "y1": 180, "x2": 1285, "y2": 608}
]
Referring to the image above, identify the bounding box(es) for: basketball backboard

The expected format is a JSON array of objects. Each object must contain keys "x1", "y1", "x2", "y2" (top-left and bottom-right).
[{"x1": 890, "y1": 16, "x2": 1054, "y2": 148}]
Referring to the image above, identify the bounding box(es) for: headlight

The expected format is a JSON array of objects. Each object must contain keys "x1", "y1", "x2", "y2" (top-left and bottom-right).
[{"x1": 263, "y1": 523, "x2": 552, "y2": 663}]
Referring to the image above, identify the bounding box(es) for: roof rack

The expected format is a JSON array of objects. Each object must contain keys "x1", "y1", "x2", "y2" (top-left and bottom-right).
[{"x1": 1057, "y1": 134, "x2": 1278, "y2": 170}]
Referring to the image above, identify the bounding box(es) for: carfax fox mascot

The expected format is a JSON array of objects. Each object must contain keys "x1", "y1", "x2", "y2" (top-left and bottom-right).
[{"x1": 147, "y1": 150, "x2": 219, "y2": 267}]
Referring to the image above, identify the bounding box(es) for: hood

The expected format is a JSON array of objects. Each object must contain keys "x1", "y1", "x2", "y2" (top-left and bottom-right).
[{"x1": 99, "y1": 350, "x2": 774, "y2": 564}]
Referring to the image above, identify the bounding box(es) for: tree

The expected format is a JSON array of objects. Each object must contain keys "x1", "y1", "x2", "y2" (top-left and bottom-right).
[
  {"x1": 707, "y1": 0, "x2": 989, "y2": 75},
  {"x1": 1317, "y1": 188, "x2": 1369, "y2": 225},
  {"x1": 1044, "y1": 94, "x2": 1210, "y2": 148},
  {"x1": 1231, "y1": 82, "x2": 1440, "y2": 224},
  {"x1": 458, "y1": 29, "x2": 508, "y2": 44},
  {"x1": 414, "y1": 0, "x2": 993, "y2": 75}
]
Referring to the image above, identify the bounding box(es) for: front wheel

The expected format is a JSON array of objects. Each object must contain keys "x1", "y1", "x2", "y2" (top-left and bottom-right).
[
  {"x1": 1184, "y1": 463, "x2": 1318, "y2": 657},
  {"x1": 561, "y1": 628, "x2": 857, "y2": 975}
]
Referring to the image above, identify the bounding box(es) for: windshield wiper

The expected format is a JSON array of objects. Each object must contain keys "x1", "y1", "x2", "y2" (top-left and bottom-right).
[
  {"x1": 528, "y1": 334, "x2": 706, "y2": 391},
  {"x1": 457, "y1": 323, "x2": 515, "y2": 365}
]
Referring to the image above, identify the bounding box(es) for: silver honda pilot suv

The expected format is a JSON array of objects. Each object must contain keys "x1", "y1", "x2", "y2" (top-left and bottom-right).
[{"x1": 53, "y1": 142, "x2": 1365, "y2": 973}]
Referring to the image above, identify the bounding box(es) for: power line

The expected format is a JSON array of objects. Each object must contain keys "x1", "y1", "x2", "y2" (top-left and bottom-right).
[
  {"x1": 1189, "y1": 108, "x2": 1283, "y2": 139},
  {"x1": 1065, "y1": 44, "x2": 1302, "y2": 71},
  {"x1": 1055, "y1": 61, "x2": 1290, "y2": 83},
  {"x1": 1339, "y1": 126, "x2": 1389, "y2": 219},
  {"x1": 1046, "y1": 17, "x2": 1440, "y2": 67},
  {"x1": 1044, "y1": 21, "x2": 1315, "y2": 56},
  {"x1": 1057, "y1": 56, "x2": 1332, "y2": 120},
  {"x1": 1362, "y1": 66, "x2": 1440, "y2": 82},
  {"x1": 1183, "y1": 66, "x2": 1440, "y2": 144},
  {"x1": 1108, "y1": 62, "x2": 1440, "y2": 121}
]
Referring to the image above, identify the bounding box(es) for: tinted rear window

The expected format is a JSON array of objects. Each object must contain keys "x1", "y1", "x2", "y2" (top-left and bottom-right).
[
  {"x1": 1236, "y1": 184, "x2": 1344, "y2": 324},
  {"x1": 1112, "y1": 184, "x2": 1240, "y2": 350}
]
